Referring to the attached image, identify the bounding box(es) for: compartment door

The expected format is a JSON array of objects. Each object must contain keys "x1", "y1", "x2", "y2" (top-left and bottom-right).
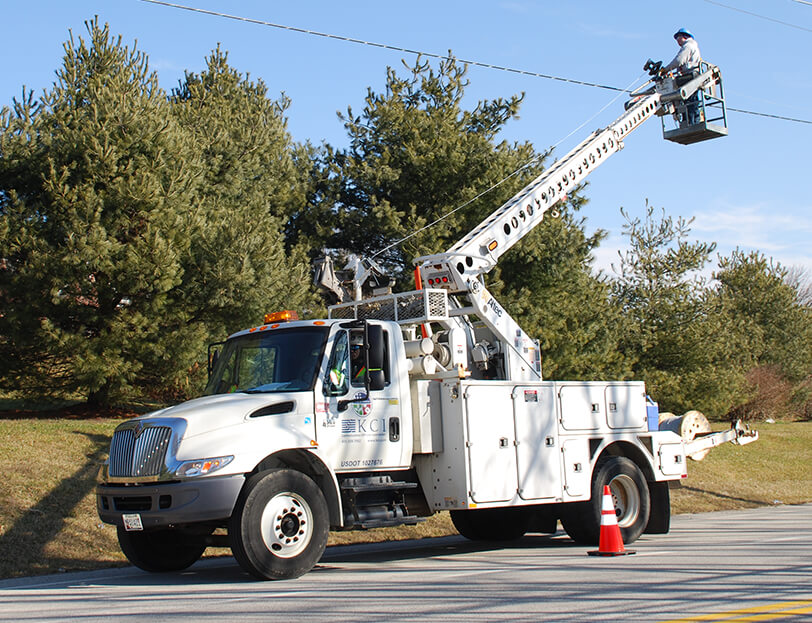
[
  {"x1": 464, "y1": 385, "x2": 517, "y2": 504},
  {"x1": 513, "y1": 386, "x2": 561, "y2": 500}
]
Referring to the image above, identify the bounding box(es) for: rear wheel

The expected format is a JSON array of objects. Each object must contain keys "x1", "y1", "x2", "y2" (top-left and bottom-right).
[
  {"x1": 450, "y1": 507, "x2": 530, "y2": 542},
  {"x1": 229, "y1": 469, "x2": 329, "y2": 580},
  {"x1": 561, "y1": 456, "x2": 650, "y2": 546},
  {"x1": 117, "y1": 526, "x2": 209, "y2": 572}
]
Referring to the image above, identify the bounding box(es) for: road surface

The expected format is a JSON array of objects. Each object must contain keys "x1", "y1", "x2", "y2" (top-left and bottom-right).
[{"x1": 1, "y1": 505, "x2": 810, "y2": 622}]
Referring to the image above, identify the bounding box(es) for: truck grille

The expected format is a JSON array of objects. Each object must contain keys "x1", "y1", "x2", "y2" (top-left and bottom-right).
[{"x1": 109, "y1": 426, "x2": 172, "y2": 478}]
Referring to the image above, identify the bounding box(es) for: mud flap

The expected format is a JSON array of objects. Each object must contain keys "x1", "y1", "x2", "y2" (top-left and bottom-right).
[{"x1": 645, "y1": 480, "x2": 671, "y2": 534}]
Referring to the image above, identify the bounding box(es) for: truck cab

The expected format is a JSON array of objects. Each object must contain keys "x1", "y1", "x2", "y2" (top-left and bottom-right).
[{"x1": 97, "y1": 315, "x2": 418, "y2": 579}]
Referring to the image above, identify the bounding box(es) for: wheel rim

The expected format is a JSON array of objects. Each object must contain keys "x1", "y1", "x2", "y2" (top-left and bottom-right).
[
  {"x1": 260, "y1": 491, "x2": 314, "y2": 558},
  {"x1": 609, "y1": 474, "x2": 640, "y2": 528}
]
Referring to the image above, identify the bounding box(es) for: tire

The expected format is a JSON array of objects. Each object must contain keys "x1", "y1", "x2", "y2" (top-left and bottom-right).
[
  {"x1": 229, "y1": 469, "x2": 329, "y2": 580},
  {"x1": 450, "y1": 507, "x2": 530, "y2": 542},
  {"x1": 561, "y1": 456, "x2": 650, "y2": 546},
  {"x1": 117, "y1": 526, "x2": 209, "y2": 572}
]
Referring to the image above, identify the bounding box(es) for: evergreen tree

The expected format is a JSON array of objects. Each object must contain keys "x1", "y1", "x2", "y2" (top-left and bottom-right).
[
  {"x1": 497, "y1": 207, "x2": 630, "y2": 380},
  {"x1": 170, "y1": 47, "x2": 318, "y2": 343},
  {"x1": 306, "y1": 55, "x2": 624, "y2": 378},
  {"x1": 713, "y1": 250, "x2": 812, "y2": 415},
  {"x1": 311, "y1": 56, "x2": 545, "y2": 280},
  {"x1": 0, "y1": 20, "x2": 200, "y2": 405},
  {"x1": 610, "y1": 202, "x2": 739, "y2": 415}
]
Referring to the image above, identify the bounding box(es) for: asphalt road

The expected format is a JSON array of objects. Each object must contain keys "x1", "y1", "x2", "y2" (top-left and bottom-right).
[{"x1": 1, "y1": 505, "x2": 810, "y2": 622}]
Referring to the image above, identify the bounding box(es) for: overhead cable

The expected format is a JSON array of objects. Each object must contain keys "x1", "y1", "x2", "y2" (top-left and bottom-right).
[
  {"x1": 138, "y1": 0, "x2": 812, "y2": 125},
  {"x1": 138, "y1": 0, "x2": 629, "y2": 93},
  {"x1": 726, "y1": 107, "x2": 812, "y2": 125},
  {"x1": 701, "y1": 0, "x2": 812, "y2": 32}
]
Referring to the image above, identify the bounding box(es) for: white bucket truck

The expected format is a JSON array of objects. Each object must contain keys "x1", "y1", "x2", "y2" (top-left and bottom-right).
[{"x1": 97, "y1": 62, "x2": 754, "y2": 579}]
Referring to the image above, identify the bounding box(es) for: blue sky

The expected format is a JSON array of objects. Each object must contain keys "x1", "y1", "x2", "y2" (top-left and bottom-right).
[{"x1": 3, "y1": 1, "x2": 810, "y2": 278}]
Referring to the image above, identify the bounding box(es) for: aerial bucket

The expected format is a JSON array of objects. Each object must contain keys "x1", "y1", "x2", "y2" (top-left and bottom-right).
[{"x1": 662, "y1": 61, "x2": 728, "y2": 145}]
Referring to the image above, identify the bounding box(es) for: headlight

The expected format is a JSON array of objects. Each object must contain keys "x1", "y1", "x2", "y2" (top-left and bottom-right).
[{"x1": 175, "y1": 456, "x2": 234, "y2": 478}]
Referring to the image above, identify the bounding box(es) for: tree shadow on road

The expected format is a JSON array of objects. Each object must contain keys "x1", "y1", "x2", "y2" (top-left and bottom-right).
[
  {"x1": 0, "y1": 431, "x2": 116, "y2": 578},
  {"x1": 679, "y1": 485, "x2": 766, "y2": 507}
]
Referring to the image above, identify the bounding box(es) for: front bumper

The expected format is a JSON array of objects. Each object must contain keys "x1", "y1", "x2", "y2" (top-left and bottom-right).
[{"x1": 97, "y1": 473, "x2": 245, "y2": 529}]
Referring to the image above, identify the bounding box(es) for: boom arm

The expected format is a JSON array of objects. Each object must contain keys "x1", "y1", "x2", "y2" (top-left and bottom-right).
[
  {"x1": 329, "y1": 67, "x2": 724, "y2": 383},
  {"x1": 410, "y1": 93, "x2": 665, "y2": 381},
  {"x1": 415, "y1": 92, "x2": 662, "y2": 286}
]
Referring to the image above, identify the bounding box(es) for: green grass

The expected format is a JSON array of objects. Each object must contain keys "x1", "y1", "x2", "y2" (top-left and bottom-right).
[
  {"x1": 0, "y1": 418, "x2": 809, "y2": 579},
  {"x1": 670, "y1": 421, "x2": 812, "y2": 513}
]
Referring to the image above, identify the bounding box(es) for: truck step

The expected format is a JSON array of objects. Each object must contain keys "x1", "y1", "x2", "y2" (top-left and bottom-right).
[
  {"x1": 357, "y1": 516, "x2": 426, "y2": 529},
  {"x1": 340, "y1": 478, "x2": 418, "y2": 493}
]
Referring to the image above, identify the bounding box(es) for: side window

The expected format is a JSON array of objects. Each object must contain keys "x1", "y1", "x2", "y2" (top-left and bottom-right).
[
  {"x1": 350, "y1": 331, "x2": 366, "y2": 387},
  {"x1": 324, "y1": 331, "x2": 349, "y2": 396}
]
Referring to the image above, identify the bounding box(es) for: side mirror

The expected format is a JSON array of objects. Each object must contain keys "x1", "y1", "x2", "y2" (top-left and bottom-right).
[
  {"x1": 367, "y1": 369, "x2": 386, "y2": 392},
  {"x1": 207, "y1": 341, "x2": 225, "y2": 380},
  {"x1": 365, "y1": 324, "x2": 386, "y2": 392}
]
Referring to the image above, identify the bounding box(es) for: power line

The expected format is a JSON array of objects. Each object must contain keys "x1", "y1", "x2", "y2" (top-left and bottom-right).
[
  {"x1": 138, "y1": 0, "x2": 812, "y2": 125},
  {"x1": 790, "y1": 0, "x2": 812, "y2": 6},
  {"x1": 727, "y1": 107, "x2": 812, "y2": 124},
  {"x1": 136, "y1": 0, "x2": 628, "y2": 93},
  {"x1": 701, "y1": 0, "x2": 812, "y2": 32}
]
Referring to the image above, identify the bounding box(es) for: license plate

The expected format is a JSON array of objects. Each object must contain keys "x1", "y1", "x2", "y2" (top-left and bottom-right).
[{"x1": 122, "y1": 513, "x2": 144, "y2": 531}]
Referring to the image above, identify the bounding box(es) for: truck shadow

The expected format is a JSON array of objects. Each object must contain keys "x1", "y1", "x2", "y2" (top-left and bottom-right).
[
  {"x1": 2, "y1": 534, "x2": 582, "y2": 588},
  {"x1": 319, "y1": 533, "x2": 574, "y2": 566},
  {"x1": 0, "y1": 431, "x2": 110, "y2": 578}
]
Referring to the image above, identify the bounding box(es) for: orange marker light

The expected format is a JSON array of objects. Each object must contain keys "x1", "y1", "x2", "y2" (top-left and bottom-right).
[{"x1": 264, "y1": 310, "x2": 300, "y2": 323}]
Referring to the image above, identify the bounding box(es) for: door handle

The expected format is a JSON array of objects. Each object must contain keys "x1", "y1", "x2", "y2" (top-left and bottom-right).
[{"x1": 389, "y1": 417, "x2": 400, "y2": 442}]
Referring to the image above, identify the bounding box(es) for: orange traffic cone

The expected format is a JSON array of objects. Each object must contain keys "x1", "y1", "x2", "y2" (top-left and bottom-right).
[{"x1": 587, "y1": 485, "x2": 636, "y2": 556}]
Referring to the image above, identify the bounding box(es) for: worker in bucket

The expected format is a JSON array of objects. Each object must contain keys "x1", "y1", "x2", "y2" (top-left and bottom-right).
[{"x1": 663, "y1": 28, "x2": 702, "y2": 125}]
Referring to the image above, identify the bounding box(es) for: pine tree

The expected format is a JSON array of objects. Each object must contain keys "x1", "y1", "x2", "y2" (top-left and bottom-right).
[
  {"x1": 610, "y1": 203, "x2": 737, "y2": 414},
  {"x1": 170, "y1": 47, "x2": 318, "y2": 344},
  {"x1": 308, "y1": 56, "x2": 544, "y2": 281},
  {"x1": 0, "y1": 19, "x2": 201, "y2": 405},
  {"x1": 305, "y1": 55, "x2": 624, "y2": 378},
  {"x1": 715, "y1": 251, "x2": 811, "y2": 379},
  {"x1": 496, "y1": 207, "x2": 630, "y2": 380}
]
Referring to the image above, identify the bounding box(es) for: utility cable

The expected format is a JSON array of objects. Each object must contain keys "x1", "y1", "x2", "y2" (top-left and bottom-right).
[
  {"x1": 701, "y1": 0, "x2": 812, "y2": 32},
  {"x1": 137, "y1": 0, "x2": 812, "y2": 126},
  {"x1": 726, "y1": 107, "x2": 812, "y2": 124},
  {"x1": 138, "y1": 0, "x2": 631, "y2": 94}
]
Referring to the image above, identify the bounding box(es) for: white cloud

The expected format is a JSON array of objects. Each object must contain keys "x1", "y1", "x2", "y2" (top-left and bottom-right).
[
  {"x1": 589, "y1": 239, "x2": 625, "y2": 278},
  {"x1": 689, "y1": 202, "x2": 812, "y2": 271}
]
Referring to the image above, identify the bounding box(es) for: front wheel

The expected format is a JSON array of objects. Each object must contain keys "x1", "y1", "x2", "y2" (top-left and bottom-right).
[
  {"x1": 117, "y1": 526, "x2": 209, "y2": 572},
  {"x1": 561, "y1": 456, "x2": 650, "y2": 546},
  {"x1": 229, "y1": 469, "x2": 329, "y2": 580}
]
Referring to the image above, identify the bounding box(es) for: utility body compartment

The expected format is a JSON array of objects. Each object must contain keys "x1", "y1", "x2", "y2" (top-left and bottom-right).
[{"x1": 413, "y1": 379, "x2": 655, "y2": 512}]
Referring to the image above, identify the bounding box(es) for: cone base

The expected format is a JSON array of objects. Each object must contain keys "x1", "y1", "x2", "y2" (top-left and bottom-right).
[{"x1": 587, "y1": 549, "x2": 636, "y2": 556}]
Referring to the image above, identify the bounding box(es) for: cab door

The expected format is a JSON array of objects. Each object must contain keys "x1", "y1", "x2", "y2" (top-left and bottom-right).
[{"x1": 316, "y1": 327, "x2": 404, "y2": 472}]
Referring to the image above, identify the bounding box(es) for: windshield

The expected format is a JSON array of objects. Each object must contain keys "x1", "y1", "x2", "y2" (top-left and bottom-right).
[{"x1": 204, "y1": 326, "x2": 328, "y2": 395}]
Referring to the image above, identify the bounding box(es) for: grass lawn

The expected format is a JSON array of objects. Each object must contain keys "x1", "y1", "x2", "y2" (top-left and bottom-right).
[{"x1": 0, "y1": 416, "x2": 809, "y2": 579}]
